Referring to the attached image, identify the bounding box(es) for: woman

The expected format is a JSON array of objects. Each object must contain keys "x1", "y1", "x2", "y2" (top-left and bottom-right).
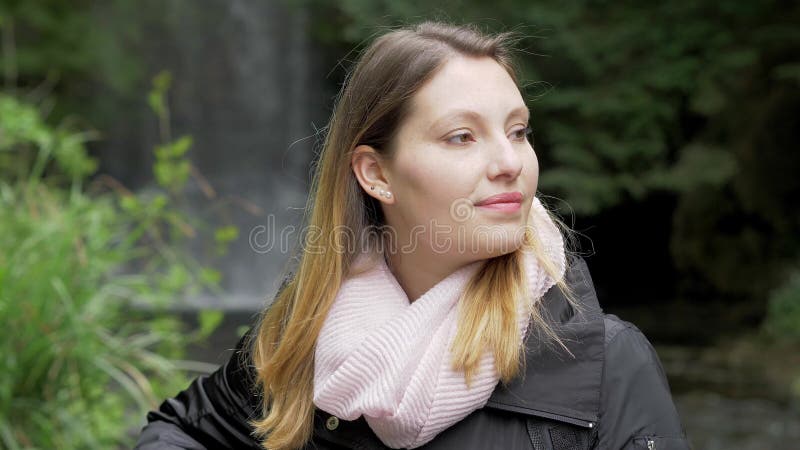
[{"x1": 135, "y1": 21, "x2": 691, "y2": 450}]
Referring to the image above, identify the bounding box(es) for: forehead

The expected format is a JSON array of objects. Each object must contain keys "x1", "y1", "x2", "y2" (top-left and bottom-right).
[{"x1": 406, "y1": 55, "x2": 526, "y2": 123}]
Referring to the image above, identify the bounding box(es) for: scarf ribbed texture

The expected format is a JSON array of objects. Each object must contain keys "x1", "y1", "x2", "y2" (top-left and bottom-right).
[{"x1": 313, "y1": 196, "x2": 566, "y2": 449}]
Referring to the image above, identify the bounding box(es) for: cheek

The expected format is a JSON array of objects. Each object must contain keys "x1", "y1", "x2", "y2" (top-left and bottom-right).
[
  {"x1": 396, "y1": 146, "x2": 470, "y2": 200},
  {"x1": 524, "y1": 149, "x2": 540, "y2": 188},
  {"x1": 393, "y1": 146, "x2": 475, "y2": 215}
]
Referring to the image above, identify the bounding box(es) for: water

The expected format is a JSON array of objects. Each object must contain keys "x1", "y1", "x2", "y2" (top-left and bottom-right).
[
  {"x1": 95, "y1": 0, "x2": 331, "y2": 310},
  {"x1": 660, "y1": 344, "x2": 800, "y2": 449},
  {"x1": 675, "y1": 391, "x2": 800, "y2": 450}
]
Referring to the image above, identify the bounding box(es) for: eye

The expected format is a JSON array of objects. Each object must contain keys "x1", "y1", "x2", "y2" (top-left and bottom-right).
[
  {"x1": 511, "y1": 126, "x2": 533, "y2": 142},
  {"x1": 446, "y1": 131, "x2": 475, "y2": 145}
]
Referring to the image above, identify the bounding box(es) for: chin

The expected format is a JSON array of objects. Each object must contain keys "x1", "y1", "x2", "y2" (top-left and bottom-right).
[{"x1": 471, "y1": 229, "x2": 525, "y2": 258}]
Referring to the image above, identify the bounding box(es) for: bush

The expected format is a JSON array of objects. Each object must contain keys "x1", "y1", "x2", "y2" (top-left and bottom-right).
[
  {"x1": 0, "y1": 75, "x2": 232, "y2": 449},
  {"x1": 764, "y1": 268, "x2": 800, "y2": 342},
  {"x1": 763, "y1": 266, "x2": 800, "y2": 398}
]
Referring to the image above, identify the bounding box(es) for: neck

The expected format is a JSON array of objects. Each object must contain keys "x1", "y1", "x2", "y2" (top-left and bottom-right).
[{"x1": 385, "y1": 249, "x2": 478, "y2": 303}]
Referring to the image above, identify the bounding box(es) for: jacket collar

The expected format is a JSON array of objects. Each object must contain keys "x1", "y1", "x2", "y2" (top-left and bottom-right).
[{"x1": 485, "y1": 256, "x2": 605, "y2": 428}]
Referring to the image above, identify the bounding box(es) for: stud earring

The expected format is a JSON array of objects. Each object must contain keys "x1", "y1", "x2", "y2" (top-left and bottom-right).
[{"x1": 370, "y1": 185, "x2": 392, "y2": 199}]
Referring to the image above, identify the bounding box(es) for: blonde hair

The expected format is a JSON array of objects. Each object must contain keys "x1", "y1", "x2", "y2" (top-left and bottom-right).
[{"x1": 246, "y1": 20, "x2": 579, "y2": 449}]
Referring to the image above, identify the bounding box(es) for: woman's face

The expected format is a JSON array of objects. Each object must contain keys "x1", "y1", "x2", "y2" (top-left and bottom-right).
[{"x1": 356, "y1": 55, "x2": 538, "y2": 264}]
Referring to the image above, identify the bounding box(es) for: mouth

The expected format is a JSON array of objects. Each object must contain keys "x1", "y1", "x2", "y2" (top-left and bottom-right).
[
  {"x1": 474, "y1": 191, "x2": 523, "y2": 213},
  {"x1": 475, "y1": 202, "x2": 522, "y2": 212}
]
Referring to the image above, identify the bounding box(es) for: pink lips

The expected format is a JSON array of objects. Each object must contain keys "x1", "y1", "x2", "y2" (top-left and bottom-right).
[{"x1": 474, "y1": 191, "x2": 523, "y2": 212}]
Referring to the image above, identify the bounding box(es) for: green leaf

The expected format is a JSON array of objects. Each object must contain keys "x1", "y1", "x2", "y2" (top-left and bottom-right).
[
  {"x1": 199, "y1": 267, "x2": 222, "y2": 286},
  {"x1": 648, "y1": 144, "x2": 738, "y2": 192},
  {"x1": 147, "y1": 91, "x2": 164, "y2": 118},
  {"x1": 772, "y1": 62, "x2": 800, "y2": 85},
  {"x1": 152, "y1": 70, "x2": 172, "y2": 92},
  {"x1": 197, "y1": 309, "x2": 224, "y2": 339},
  {"x1": 170, "y1": 135, "x2": 193, "y2": 158},
  {"x1": 214, "y1": 225, "x2": 239, "y2": 244},
  {"x1": 236, "y1": 325, "x2": 251, "y2": 338}
]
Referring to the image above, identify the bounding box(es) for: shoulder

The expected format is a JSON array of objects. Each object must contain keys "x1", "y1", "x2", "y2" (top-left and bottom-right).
[
  {"x1": 602, "y1": 313, "x2": 663, "y2": 371},
  {"x1": 558, "y1": 257, "x2": 663, "y2": 372},
  {"x1": 553, "y1": 258, "x2": 690, "y2": 446},
  {"x1": 603, "y1": 313, "x2": 645, "y2": 347},
  {"x1": 600, "y1": 313, "x2": 674, "y2": 398},
  {"x1": 595, "y1": 314, "x2": 691, "y2": 448}
]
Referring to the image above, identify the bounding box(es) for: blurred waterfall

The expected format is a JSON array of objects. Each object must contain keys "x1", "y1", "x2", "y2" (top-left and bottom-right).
[{"x1": 97, "y1": 0, "x2": 332, "y2": 309}]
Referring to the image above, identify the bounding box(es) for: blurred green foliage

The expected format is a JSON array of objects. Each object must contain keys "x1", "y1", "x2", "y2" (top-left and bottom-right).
[
  {"x1": 763, "y1": 266, "x2": 800, "y2": 398},
  {"x1": 0, "y1": 73, "x2": 233, "y2": 448},
  {"x1": 765, "y1": 268, "x2": 800, "y2": 342},
  {"x1": 0, "y1": 1, "x2": 140, "y2": 87}
]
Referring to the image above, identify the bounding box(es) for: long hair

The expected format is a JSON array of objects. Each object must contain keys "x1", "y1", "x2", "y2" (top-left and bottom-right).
[{"x1": 246, "y1": 20, "x2": 579, "y2": 449}]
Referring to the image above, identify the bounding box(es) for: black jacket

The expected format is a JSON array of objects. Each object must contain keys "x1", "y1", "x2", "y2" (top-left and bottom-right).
[{"x1": 134, "y1": 257, "x2": 692, "y2": 449}]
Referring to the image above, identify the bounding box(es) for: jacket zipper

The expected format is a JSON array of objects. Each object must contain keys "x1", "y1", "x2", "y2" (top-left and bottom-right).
[
  {"x1": 484, "y1": 400, "x2": 596, "y2": 428},
  {"x1": 547, "y1": 411, "x2": 595, "y2": 429},
  {"x1": 522, "y1": 407, "x2": 595, "y2": 428}
]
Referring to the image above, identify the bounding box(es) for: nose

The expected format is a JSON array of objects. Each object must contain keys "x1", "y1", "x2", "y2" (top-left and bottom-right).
[{"x1": 486, "y1": 134, "x2": 523, "y2": 181}]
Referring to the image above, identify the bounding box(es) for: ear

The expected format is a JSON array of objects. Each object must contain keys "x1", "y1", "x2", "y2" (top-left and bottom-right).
[{"x1": 351, "y1": 144, "x2": 395, "y2": 204}]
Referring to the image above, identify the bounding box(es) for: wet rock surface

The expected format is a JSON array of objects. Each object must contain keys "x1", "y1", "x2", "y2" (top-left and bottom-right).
[{"x1": 675, "y1": 391, "x2": 800, "y2": 450}]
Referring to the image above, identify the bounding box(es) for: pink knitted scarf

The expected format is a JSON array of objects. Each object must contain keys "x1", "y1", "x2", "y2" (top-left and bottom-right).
[{"x1": 313, "y1": 196, "x2": 567, "y2": 449}]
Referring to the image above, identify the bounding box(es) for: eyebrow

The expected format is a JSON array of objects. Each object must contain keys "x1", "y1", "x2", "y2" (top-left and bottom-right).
[{"x1": 429, "y1": 106, "x2": 530, "y2": 131}]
